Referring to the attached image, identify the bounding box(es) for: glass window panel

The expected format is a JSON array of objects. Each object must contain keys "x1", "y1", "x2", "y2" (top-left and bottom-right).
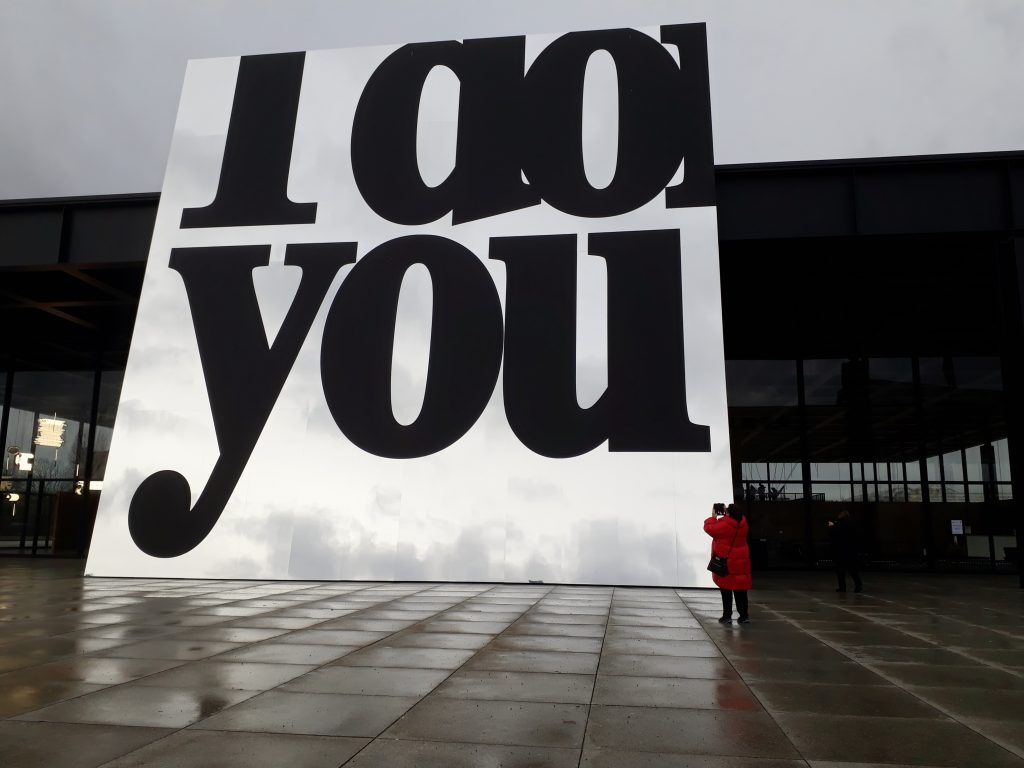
[
  {"x1": 864, "y1": 484, "x2": 877, "y2": 502},
  {"x1": 964, "y1": 446, "x2": 983, "y2": 482},
  {"x1": 772, "y1": 483, "x2": 802, "y2": 500},
  {"x1": 926, "y1": 455, "x2": 941, "y2": 482},
  {"x1": 812, "y1": 483, "x2": 852, "y2": 502},
  {"x1": 967, "y1": 484, "x2": 985, "y2": 503},
  {"x1": 726, "y1": 360, "x2": 798, "y2": 407},
  {"x1": 919, "y1": 357, "x2": 954, "y2": 389},
  {"x1": 769, "y1": 462, "x2": 802, "y2": 482},
  {"x1": 997, "y1": 484, "x2": 1013, "y2": 501},
  {"x1": 945, "y1": 484, "x2": 965, "y2": 503},
  {"x1": 3, "y1": 371, "x2": 94, "y2": 482},
  {"x1": 889, "y1": 463, "x2": 904, "y2": 482},
  {"x1": 870, "y1": 358, "x2": 914, "y2": 404},
  {"x1": 852, "y1": 463, "x2": 862, "y2": 481},
  {"x1": 905, "y1": 462, "x2": 921, "y2": 482},
  {"x1": 876, "y1": 484, "x2": 891, "y2": 502},
  {"x1": 953, "y1": 357, "x2": 1002, "y2": 391},
  {"x1": 853, "y1": 483, "x2": 865, "y2": 502},
  {"x1": 906, "y1": 483, "x2": 923, "y2": 502},
  {"x1": 943, "y1": 451, "x2": 964, "y2": 482},
  {"x1": 741, "y1": 463, "x2": 767, "y2": 481},
  {"x1": 863, "y1": 463, "x2": 875, "y2": 481},
  {"x1": 90, "y1": 371, "x2": 124, "y2": 481},
  {"x1": 876, "y1": 463, "x2": 888, "y2": 481},
  {"x1": 803, "y1": 358, "x2": 854, "y2": 407},
  {"x1": 811, "y1": 463, "x2": 851, "y2": 481},
  {"x1": 994, "y1": 438, "x2": 1012, "y2": 482},
  {"x1": 889, "y1": 484, "x2": 907, "y2": 502},
  {"x1": 929, "y1": 483, "x2": 943, "y2": 502}
]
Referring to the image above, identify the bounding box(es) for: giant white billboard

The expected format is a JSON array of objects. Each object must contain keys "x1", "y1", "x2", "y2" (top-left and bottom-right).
[{"x1": 85, "y1": 24, "x2": 733, "y2": 585}]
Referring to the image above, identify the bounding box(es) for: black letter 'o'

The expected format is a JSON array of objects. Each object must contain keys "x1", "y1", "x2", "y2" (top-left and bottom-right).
[
  {"x1": 321, "y1": 235, "x2": 503, "y2": 458},
  {"x1": 522, "y1": 29, "x2": 686, "y2": 218}
]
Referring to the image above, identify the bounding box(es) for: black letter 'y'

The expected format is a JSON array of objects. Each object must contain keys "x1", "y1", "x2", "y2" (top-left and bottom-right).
[{"x1": 128, "y1": 243, "x2": 354, "y2": 557}]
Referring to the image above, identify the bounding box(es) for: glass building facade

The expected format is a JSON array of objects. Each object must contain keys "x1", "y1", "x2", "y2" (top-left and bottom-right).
[{"x1": 1, "y1": 153, "x2": 1022, "y2": 577}]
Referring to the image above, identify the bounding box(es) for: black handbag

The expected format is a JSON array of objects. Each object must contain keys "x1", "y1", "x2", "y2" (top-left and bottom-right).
[
  {"x1": 707, "y1": 553, "x2": 729, "y2": 576},
  {"x1": 707, "y1": 517, "x2": 741, "y2": 576}
]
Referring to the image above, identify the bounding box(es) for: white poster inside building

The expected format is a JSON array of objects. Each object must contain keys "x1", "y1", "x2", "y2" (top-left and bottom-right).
[{"x1": 86, "y1": 23, "x2": 733, "y2": 585}]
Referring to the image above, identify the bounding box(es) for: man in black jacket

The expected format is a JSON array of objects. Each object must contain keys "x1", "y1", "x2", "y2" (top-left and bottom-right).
[{"x1": 829, "y1": 510, "x2": 863, "y2": 593}]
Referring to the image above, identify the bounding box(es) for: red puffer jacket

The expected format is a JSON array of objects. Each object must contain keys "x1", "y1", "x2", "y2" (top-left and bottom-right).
[{"x1": 704, "y1": 514, "x2": 752, "y2": 590}]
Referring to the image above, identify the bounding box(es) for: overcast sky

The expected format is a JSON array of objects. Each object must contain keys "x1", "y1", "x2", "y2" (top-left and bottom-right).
[{"x1": 1, "y1": 0, "x2": 1023, "y2": 200}]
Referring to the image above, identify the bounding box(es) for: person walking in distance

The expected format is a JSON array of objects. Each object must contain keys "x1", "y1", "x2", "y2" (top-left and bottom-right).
[
  {"x1": 704, "y1": 503, "x2": 752, "y2": 623},
  {"x1": 829, "y1": 509, "x2": 863, "y2": 593}
]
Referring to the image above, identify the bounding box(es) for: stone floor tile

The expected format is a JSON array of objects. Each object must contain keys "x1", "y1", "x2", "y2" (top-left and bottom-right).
[
  {"x1": 192, "y1": 690, "x2": 419, "y2": 737},
  {"x1": 608, "y1": 615, "x2": 700, "y2": 628},
  {"x1": 749, "y1": 682, "x2": 943, "y2": 718},
  {"x1": 334, "y1": 646, "x2": 475, "y2": 669},
  {"x1": 418, "y1": 620, "x2": 511, "y2": 634},
  {"x1": 442, "y1": 611, "x2": 524, "y2": 622},
  {"x1": 0, "y1": 680, "x2": 106, "y2": 717},
  {"x1": 582, "y1": 749, "x2": 808, "y2": 767},
  {"x1": 598, "y1": 654, "x2": 738, "y2": 679},
  {"x1": 0, "y1": 721, "x2": 172, "y2": 768},
  {"x1": 804, "y1": 762, "x2": 948, "y2": 768},
  {"x1": 435, "y1": 670, "x2": 594, "y2": 703},
  {"x1": 843, "y1": 645, "x2": 974, "y2": 665},
  {"x1": 507, "y1": 622, "x2": 606, "y2": 638},
  {"x1": 219, "y1": 642, "x2": 357, "y2": 665},
  {"x1": 224, "y1": 616, "x2": 323, "y2": 630},
  {"x1": 908, "y1": 686, "x2": 1024, "y2": 721},
  {"x1": 873, "y1": 662, "x2": 1024, "y2": 690},
  {"x1": 774, "y1": 712, "x2": 1024, "y2": 767},
  {"x1": 584, "y1": 705, "x2": 800, "y2": 758},
  {"x1": 959, "y1": 718, "x2": 1024, "y2": 758},
  {"x1": 467, "y1": 650, "x2": 600, "y2": 674},
  {"x1": 167, "y1": 627, "x2": 289, "y2": 643},
  {"x1": 129, "y1": 660, "x2": 314, "y2": 690},
  {"x1": 0, "y1": 656, "x2": 185, "y2": 685},
  {"x1": 603, "y1": 638, "x2": 721, "y2": 657},
  {"x1": 594, "y1": 675, "x2": 760, "y2": 710},
  {"x1": 386, "y1": 631, "x2": 494, "y2": 650},
  {"x1": 64, "y1": 625, "x2": 177, "y2": 642},
  {"x1": 604, "y1": 624, "x2": 703, "y2": 638},
  {"x1": 386, "y1": 697, "x2": 587, "y2": 748},
  {"x1": 96, "y1": 729, "x2": 368, "y2": 768},
  {"x1": 345, "y1": 738, "x2": 579, "y2": 767},
  {"x1": 283, "y1": 666, "x2": 450, "y2": 696},
  {"x1": 275, "y1": 629, "x2": 391, "y2": 645},
  {"x1": 316, "y1": 618, "x2": 416, "y2": 632},
  {"x1": 89, "y1": 639, "x2": 243, "y2": 661},
  {"x1": 729, "y1": 658, "x2": 888, "y2": 686},
  {"x1": 490, "y1": 634, "x2": 603, "y2": 653},
  {"x1": 15, "y1": 683, "x2": 256, "y2": 728}
]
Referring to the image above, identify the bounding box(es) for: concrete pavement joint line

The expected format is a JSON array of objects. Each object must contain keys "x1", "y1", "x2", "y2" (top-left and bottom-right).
[
  {"x1": 673, "y1": 589, "x2": 815, "y2": 768},
  {"x1": 575, "y1": 585, "x2": 614, "y2": 768},
  {"x1": 768, "y1": 590, "x2": 1024, "y2": 763}
]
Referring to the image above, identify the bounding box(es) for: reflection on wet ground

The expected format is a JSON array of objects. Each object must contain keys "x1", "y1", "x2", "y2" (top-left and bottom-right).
[{"x1": 1, "y1": 560, "x2": 1022, "y2": 767}]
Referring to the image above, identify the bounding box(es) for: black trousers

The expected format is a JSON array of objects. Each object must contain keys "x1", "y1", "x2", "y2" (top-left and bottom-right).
[
  {"x1": 720, "y1": 588, "x2": 749, "y2": 619},
  {"x1": 836, "y1": 560, "x2": 863, "y2": 592}
]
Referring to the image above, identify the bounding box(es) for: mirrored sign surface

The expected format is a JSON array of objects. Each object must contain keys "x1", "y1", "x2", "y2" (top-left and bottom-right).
[{"x1": 86, "y1": 24, "x2": 732, "y2": 585}]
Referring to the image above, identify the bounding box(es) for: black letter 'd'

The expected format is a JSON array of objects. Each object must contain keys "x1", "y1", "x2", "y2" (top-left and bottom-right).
[{"x1": 128, "y1": 243, "x2": 354, "y2": 557}]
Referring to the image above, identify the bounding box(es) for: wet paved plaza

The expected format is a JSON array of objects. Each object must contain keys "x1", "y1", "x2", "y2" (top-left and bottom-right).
[{"x1": 0, "y1": 560, "x2": 1022, "y2": 767}]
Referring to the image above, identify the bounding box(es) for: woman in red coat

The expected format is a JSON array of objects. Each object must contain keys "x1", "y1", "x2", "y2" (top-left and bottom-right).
[{"x1": 704, "y1": 503, "x2": 752, "y2": 624}]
